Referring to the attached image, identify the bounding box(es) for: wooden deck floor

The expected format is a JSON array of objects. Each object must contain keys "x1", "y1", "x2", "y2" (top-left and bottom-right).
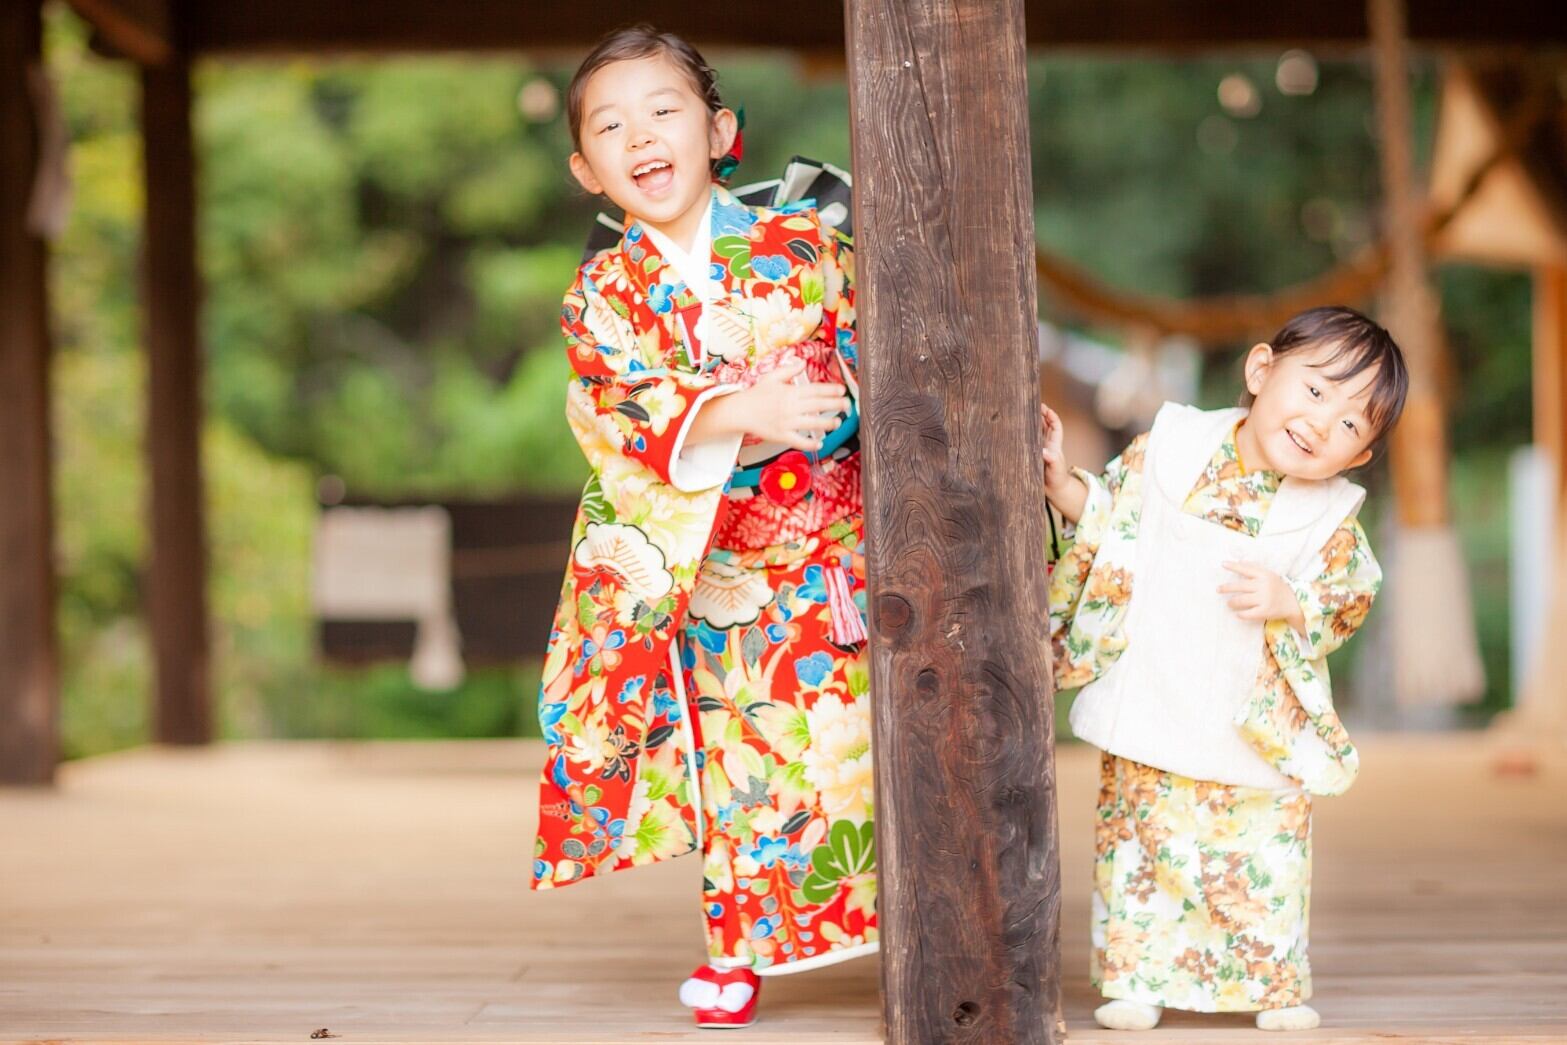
[{"x1": 1, "y1": 735, "x2": 1563, "y2": 1044}]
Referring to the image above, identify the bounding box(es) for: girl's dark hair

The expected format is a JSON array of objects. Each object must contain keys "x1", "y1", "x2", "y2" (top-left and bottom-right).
[
  {"x1": 566, "y1": 24, "x2": 723, "y2": 153},
  {"x1": 1242, "y1": 305, "x2": 1409, "y2": 441}
]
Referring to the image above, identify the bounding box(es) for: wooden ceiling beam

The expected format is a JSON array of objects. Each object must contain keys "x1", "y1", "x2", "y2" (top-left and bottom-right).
[
  {"x1": 65, "y1": 0, "x2": 173, "y2": 64},
  {"x1": 167, "y1": 0, "x2": 1567, "y2": 55}
]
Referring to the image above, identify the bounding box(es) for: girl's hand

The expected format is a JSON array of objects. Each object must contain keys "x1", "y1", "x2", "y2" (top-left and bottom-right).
[
  {"x1": 1041, "y1": 403, "x2": 1088, "y2": 523},
  {"x1": 1218, "y1": 562, "x2": 1305, "y2": 631},
  {"x1": 691, "y1": 359, "x2": 852, "y2": 451}
]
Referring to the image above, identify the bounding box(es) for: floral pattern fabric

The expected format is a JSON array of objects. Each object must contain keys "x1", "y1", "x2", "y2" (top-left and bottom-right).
[
  {"x1": 687, "y1": 514, "x2": 877, "y2": 968},
  {"x1": 534, "y1": 183, "x2": 875, "y2": 974},
  {"x1": 1093, "y1": 753, "x2": 1314, "y2": 1012},
  {"x1": 1050, "y1": 421, "x2": 1381, "y2": 1012}
]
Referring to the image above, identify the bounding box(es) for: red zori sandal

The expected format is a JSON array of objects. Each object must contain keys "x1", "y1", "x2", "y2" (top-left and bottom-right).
[{"x1": 678, "y1": 964, "x2": 761, "y2": 1029}]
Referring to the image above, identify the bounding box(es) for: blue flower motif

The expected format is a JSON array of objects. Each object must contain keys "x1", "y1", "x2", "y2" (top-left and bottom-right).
[
  {"x1": 751, "y1": 254, "x2": 792, "y2": 282},
  {"x1": 616, "y1": 674, "x2": 646, "y2": 705},
  {"x1": 652, "y1": 688, "x2": 680, "y2": 721},
  {"x1": 765, "y1": 623, "x2": 789, "y2": 644},
  {"x1": 631, "y1": 434, "x2": 646, "y2": 452},
  {"x1": 550, "y1": 754, "x2": 574, "y2": 793},
  {"x1": 750, "y1": 914, "x2": 779, "y2": 939},
  {"x1": 625, "y1": 224, "x2": 644, "y2": 243},
  {"x1": 708, "y1": 261, "x2": 726, "y2": 283},
  {"x1": 797, "y1": 565, "x2": 829, "y2": 604},
  {"x1": 539, "y1": 701, "x2": 568, "y2": 746},
  {"x1": 750, "y1": 836, "x2": 791, "y2": 869},
  {"x1": 589, "y1": 806, "x2": 610, "y2": 825},
  {"x1": 707, "y1": 902, "x2": 724, "y2": 919},
  {"x1": 681, "y1": 642, "x2": 698, "y2": 669},
  {"x1": 694, "y1": 622, "x2": 728, "y2": 654},
  {"x1": 648, "y1": 282, "x2": 674, "y2": 314},
  {"x1": 534, "y1": 859, "x2": 551, "y2": 881},
  {"x1": 626, "y1": 357, "x2": 647, "y2": 373},
  {"x1": 794, "y1": 651, "x2": 834, "y2": 687},
  {"x1": 713, "y1": 201, "x2": 755, "y2": 237}
]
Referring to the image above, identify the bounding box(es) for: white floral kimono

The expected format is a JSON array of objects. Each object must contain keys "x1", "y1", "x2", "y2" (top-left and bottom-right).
[{"x1": 1049, "y1": 416, "x2": 1381, "y2": 1012}]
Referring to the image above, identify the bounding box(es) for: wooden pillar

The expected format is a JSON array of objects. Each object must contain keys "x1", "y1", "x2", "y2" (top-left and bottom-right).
[
  {"x1": 846, "y1": 2, "x2": 1061, "y2": 1042},
  {"x1": 141, "y1": 52, "x2": 211, "y2": 745},
  {"x1": 0, "y1": 0, "x2": 59, "y2": 786},
  {"x1": 1535, "y1": 265, "x2": 1567, "y2": 506}
]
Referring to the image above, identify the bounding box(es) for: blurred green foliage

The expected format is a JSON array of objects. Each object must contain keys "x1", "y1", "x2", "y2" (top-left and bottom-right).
[{"x1": 43, "y1": 4, "x2": 1530, "y2": 757}]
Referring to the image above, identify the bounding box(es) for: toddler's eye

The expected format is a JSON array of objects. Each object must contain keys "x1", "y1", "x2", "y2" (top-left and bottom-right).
[
  {"x1": 654, "y1": 108, "x2": 675, "y2": 116},
  {"x1": 597, "y1": 121, "x2": 621, "y2": 135},
  {"x1": 1308, "y1": 384, "x2": 1321, "y2": 398},
  {"x1": 1343, "y1": 419, "x2": 1359, "y2": 435}
]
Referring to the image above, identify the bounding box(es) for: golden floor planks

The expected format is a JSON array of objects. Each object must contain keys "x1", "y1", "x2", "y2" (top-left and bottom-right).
[{"x1": 1, "y1": 736, "x2": 1564, "y2": 1043}]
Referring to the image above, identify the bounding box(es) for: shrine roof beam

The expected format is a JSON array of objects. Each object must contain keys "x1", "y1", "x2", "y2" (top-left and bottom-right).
[{"x1": 61, "y1": 0, "x2": 1567, "y2": 56}]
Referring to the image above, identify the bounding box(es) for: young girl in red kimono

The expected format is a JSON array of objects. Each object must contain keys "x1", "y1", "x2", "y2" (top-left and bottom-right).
[{"x1": 532, "y1": 26, "x2": 876, "y2": 1028}]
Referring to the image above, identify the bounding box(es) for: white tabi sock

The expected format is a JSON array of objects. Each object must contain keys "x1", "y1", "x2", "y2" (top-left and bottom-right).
[
  {"x1": 1256, "y1": 1004, "x2": 1320, "y2": 1031},
  {"x1": 1093, "y1": 999, "x2": 1162, "y2": 1030}
]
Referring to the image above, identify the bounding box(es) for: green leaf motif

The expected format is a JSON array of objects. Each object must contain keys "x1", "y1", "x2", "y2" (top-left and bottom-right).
[
  {"x1": 581, "y1": 474, "x2": 612, "y2": 523},
  {"x1": 712, "y1": 235, "x2": 751, "y2": 259},
  {"x1": 800, "y1": 820, "x2": 875, "y2": 904}
]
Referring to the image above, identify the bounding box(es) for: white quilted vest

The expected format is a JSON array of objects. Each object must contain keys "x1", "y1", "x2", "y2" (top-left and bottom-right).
[{"x1": 1068, "y1": 402, "x2": 1365, "y2": 790}]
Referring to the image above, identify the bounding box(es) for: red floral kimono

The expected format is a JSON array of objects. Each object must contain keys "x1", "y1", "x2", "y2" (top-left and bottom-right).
[{"x1": 533, "y1": 182, "x2": 877, "y2": 973}]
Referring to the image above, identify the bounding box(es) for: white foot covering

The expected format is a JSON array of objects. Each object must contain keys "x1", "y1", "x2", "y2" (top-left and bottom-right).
[
  {"x1": 1094, "y1": 999, "x2": 1162, "y2": 1030},
  {"x1": 715, "y1": 982, "x2": 756, "y2": 1013},
  {"x1": 1257, "y1": 1004, "x2": 1320, "y2": 1031},
  {"x1": 678, "y1": 975, "x2": 719, "y2": 1009},
  {"x1": 677, "y1": 968, "x2": 756, "y2": 1014}
]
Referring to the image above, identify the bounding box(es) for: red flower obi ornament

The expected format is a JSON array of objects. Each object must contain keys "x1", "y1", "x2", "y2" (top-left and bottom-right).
[{"x1": 759, "y1": 450, "x2": 813, "y2": 506}]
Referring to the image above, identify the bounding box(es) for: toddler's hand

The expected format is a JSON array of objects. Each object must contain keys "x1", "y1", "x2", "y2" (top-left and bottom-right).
[
  {"x1": 1040, "y1": 404, "x2": 1066, "y2": 488},
  {"x1": 1039, "y1": 402, "x2": 1089, "y2": 523},
  {"x1": 1218, "y1": 562, "x2": 1305, "y2": 631}
]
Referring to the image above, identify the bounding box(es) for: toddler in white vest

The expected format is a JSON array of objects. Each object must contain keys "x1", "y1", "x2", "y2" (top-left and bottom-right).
[{"x1": 1042, "y1": 307, "x2": 1408, "y2": 1031}]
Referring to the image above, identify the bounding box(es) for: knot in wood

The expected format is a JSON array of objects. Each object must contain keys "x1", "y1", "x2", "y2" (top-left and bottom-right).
[
  {"x1": 953, "y1": 1001, "x2": 980, "y2": 1026},
  {"x1": 876, "y1": 592, "x2": 913, "y2": 632}
]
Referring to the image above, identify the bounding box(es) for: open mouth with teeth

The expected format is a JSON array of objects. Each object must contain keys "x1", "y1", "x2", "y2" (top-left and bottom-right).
[
  {"x1": 1286, "y1": 427, "x2": 1314, "y2": 455},
  {"x1": 631, "y1": 159, "x2": 675, "y2": 194}
]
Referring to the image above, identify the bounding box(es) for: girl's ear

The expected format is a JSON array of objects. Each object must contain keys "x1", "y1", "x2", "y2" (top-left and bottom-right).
[
  {"x1": 1243, "y1": 342, "x2": 1274, "y2": 397},
  {"x1": 568, "y1": 152, "x2": 604, "y2": 196},
  {"x1": 708, "y1": 108, "x2": 738, "y2": 160},
  {"x1": 1346, "y1": 447, "x2": 1374, "y2": 471}
]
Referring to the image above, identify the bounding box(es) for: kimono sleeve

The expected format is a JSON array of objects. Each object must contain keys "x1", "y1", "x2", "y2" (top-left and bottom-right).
[
  {"x1": 563, "y1": 261, "x2": 741, "y2": 492},
  {"x1": 820, "y1": 222, "x2": 859, "y2": 380},
  {"x1": 1047, "y1": 432, "x2": 1147, "y2": 689},
  {"x1": 1264, "y1": 514, "x2": 1382, "y2": 722}
]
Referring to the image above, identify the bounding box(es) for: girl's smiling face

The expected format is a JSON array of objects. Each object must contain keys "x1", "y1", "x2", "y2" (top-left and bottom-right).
[
  {"x1": 1238, "y1": 340, "x2": 1380, "y2": 480},
  {"x1": 568, "y1": 54, "x2": 737, "y2": 249}
]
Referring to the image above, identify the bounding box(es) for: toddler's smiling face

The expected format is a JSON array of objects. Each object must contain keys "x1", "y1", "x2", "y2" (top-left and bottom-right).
[{"x1": 1239, "y1": 340, "x2": 1382, "y2": 480}]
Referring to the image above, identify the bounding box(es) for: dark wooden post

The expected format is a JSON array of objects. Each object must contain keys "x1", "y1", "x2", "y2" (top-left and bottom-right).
[
  {"x1": 845, "y1": 2, "x2": 1062, "y2": 1042},
  {"x1": 0, "y1": 0, "x2": 59, "y2": 786},
  {"x1": 141, "y1": 50, "x2": 212, "y2": 745}
]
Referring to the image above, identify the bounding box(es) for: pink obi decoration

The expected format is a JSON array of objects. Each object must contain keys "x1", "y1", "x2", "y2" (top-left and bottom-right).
[
  {"x1": 711, "y1": 338, "x2": 840, "y2": 410},
  {"x1": 709, "y1": 338, "x2": 860, "y2": 552}
]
